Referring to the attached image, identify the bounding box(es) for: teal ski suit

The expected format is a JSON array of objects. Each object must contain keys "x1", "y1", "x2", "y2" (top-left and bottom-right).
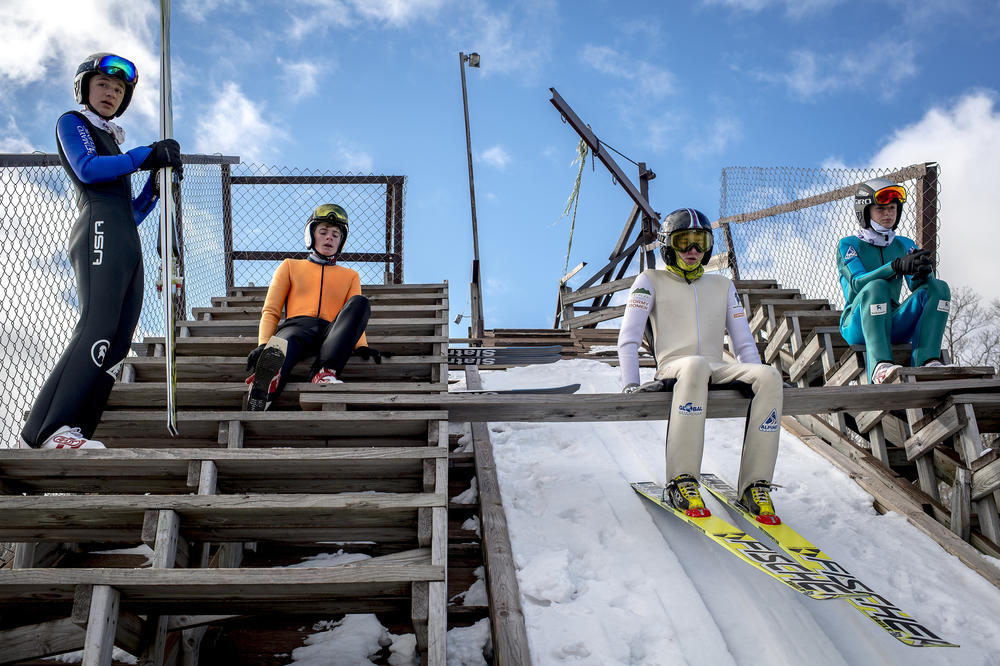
[{"x1": 836, "y1": 235, "x2": 950, "y2": 381}]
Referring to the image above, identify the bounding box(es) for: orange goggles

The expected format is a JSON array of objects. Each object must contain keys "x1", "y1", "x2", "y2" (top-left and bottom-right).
[{"x1": 873, "y1": 185, "x2": 906, "y2": 205}]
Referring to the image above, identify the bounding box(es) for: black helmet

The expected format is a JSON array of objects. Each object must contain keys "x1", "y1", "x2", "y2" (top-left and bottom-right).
[
  {"x1": 854, "y1": 177, "x2": 906, "y2": 230},
  {"x1": 304, "y1": 204, "x2": 349, "y2": 254},
  {"x1": 656, "y1": 208, "x2": 714, "y2": 267},
  {"x1": 74, "y1": 53, "x2": 138, "y2": 118}
]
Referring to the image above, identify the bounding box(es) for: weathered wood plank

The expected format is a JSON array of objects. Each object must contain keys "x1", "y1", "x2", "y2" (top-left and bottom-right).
[
  {"x1": 972, "y1": 450, "x2": 1000, "y2": 501},
  {"x1": 91, "y1": 410, "x2": 448, "y2": 444},
  {"x1": 81, "y1": 585, "x2": 119, "y2": 666},
  {"x1": 137, "y1": 336, "x2": 449, "y2": 358},
  {"x1": 0, "y1": 550, "x2": 443, "y2": 614},
  {"x1": 904, "y1": 405, "x2": 965, "y2": 461},
  {"x1": 296, "y1": 379, "x2": 1000, "y2": 422},
  {"x1": 951, "y1": 468, "x2": 972, "y2": 542},
  {"x1": 109, "y1": 381, "x2": 448, "y2": 408},
  {"x1": 465, "y1": 366, "x2": 532, "y2": 666},
  {"x1": 0, "y1": 613, "x2": 142, "y2": 664},
  {"x1": 123, "y1": 355, "x2": 443, "y2": 383},
  {"x1": 0, "y1": 493, "x2": 447, "y2": 542},
  {"x1": 173, "y1": 317, "x2": 448, "y2": 337}
]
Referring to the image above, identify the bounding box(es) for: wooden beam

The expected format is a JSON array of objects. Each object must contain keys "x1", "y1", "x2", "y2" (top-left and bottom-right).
[
  {"x1": 296, "y1": 379, "x2": 1000, "y2": 422},
  {"x1": 465, "y1": 367, "x2": 532, "y2": 666},
  {"x1": 82, "y1": 585, "x2": 119, "y2": 666},
  {"x1": 0, "y1": 613, "x2": 143, "y2": 663}
]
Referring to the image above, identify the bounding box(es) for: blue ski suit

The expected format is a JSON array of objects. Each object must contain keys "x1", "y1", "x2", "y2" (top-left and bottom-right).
[
  {"x1": 836, "y1": 234, "x2": 950, "y2": 382},
  {"x1": 21, "y1": 111, "x2": 159, "y2": 447}
]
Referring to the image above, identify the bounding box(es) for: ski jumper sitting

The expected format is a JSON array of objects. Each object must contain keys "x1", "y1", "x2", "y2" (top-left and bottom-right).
[
  {"x1": 245, "y1": 204, "x2": 387, "y2": 411},
  {"x1": 617, "y1": 208, "x2": 783, "y2": 523},
  {"x1": 20, "y1": 53, "x2": 183, "y2": 450},
  {"x1": 837, "y1": 178, "x2": 950, "y2": 385}
]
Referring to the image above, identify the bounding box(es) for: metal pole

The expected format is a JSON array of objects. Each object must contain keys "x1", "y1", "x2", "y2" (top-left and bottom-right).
[
  {"x1": 460, "y1": 52, "x2": 484, "y2": 340},
  {"x1": 159, "y1": 0, "x2": 179, "y2": 436}
]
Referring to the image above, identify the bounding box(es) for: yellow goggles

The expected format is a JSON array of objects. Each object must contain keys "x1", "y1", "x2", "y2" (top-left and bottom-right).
[
  {"x1": 670, "y1": 229, "x2": 713, "y2": 253},
  {"x1": 311, "y1": 203, "x2": 348, "y2": 223}
]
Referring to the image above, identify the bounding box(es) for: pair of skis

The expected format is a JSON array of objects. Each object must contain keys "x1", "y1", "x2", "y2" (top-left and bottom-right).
[
  {"x1": 448, "y1": 345, "x2": 561, "y2": 366},
  {"x1": 632, "y1": 476, "x2": 958, "y2": 648}
]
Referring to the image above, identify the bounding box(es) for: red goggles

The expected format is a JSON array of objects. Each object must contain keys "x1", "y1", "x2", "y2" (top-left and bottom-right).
[{"x1": 873, "y1": 185, "x2": 906, "y2": 205}]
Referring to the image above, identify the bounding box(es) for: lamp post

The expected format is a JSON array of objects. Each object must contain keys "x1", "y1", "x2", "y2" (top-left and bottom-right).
[{"x1": 459, "y1": 51, "x2": 484, "y2": 341}]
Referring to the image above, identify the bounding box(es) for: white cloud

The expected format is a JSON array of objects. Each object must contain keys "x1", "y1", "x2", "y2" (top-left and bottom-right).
[
  {"x1": 0, "y1": 116, "x2": 35, "y2": 152},
  {"x1": 287, "y1": 0, "x2": 445, "y2": 39},
  {"x1": 448, "y1": 0, "x2": 557, "y2": 81},
  {"x1": 278, "y1": 58, "x2": 324, "y2": 102},
  {"x1": 683, "y1": 116, "x2": 743, "y2": 160},
  {"x1": 179, "y1": 0, "x2": 253, "y2": 22},
  {"x1": 868, "y1": 90, "x2": 1000, "y2": 303},
  {"x1": 350, "y1": 0, "x2": 448, "y2": 26},
  {"x1": 480, "y1": 145, "x2": 510, "y2": 169},
  {"x1": 0, "y1": 1, "x2": 160, "y2": 127},
  {"x1": 755, "y1": 41, "x2": 917, "y2": 100},
  {"x1": 579, "y1": 44, "x2": 675, "y2": 99},
  {"x1": 335, "y1": 144, "x2": 374, "y2": 173},
  {"x1": 701, "y1": 0, "x2": 846, "y2": 18},
  {"x1": 193, "y1": 81, "x2": 286, "y2": 161}
]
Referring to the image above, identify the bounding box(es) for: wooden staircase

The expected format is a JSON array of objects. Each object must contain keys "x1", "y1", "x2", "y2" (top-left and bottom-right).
[{"x1": 0, "y1": 283, "x2": 455, "y2": 665}]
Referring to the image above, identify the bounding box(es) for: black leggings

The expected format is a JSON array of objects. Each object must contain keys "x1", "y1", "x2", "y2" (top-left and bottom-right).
[
  {"x1": 269, "y1": 295, "x2": 370, "y2": 397},
  {"x1": 21, "y1": 199, "x2": 143, "y2": 446}
]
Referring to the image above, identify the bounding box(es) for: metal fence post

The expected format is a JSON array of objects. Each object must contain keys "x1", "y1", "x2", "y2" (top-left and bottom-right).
[
  {"x1": 221, "y1": 163, "x2": 234, "y2": 292},
  {"x1": 917, "y1": 162, "x2": 939, "y2": 259}
]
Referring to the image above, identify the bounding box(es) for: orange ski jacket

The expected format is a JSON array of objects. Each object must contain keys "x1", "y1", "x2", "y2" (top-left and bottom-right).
[{"x1": 258, "y1": 259, "x2": 369, "y2": 347}]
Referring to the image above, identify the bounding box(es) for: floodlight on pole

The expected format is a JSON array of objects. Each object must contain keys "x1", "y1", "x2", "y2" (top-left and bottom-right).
[{"x1": 460, "y1": 51, "x2": 484, "y2": 340}]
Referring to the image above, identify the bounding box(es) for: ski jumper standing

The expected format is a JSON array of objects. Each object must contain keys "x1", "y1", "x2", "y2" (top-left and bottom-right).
[
  {"x1": 618, "y1": 208, "x2": 784, "y2": 522},
  {"x1": 837, "y1": 178, "x2": 950, "y2": 384},
  {"x1": 245, "y1": 204, "x2": 386, "y2": 411},
  {"x1": 20, "y1": 53, "x2": 182, "y2": 450}
]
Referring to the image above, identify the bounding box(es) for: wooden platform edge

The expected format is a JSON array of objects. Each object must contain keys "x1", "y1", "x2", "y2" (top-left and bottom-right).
[
  {"x1": 782, "y1": 415, "x2": 1000, "y2": 589},
  {"x1": 465, "y1": 366, "x2": 533, "y2": 666}
]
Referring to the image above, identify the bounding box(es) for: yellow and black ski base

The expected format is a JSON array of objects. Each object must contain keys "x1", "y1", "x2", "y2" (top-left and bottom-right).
[{"x1": 700, "y1": 473, "x2": 958, "y2": 648}]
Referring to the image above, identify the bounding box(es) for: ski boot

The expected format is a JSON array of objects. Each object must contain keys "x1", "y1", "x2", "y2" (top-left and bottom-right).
[
  {"x1": 665, "y1": 474, "x2": 711, "y2": 518},
  {"x1": 741, "y1": 480, "x2": 781, "y2": 525},
  {"x1": 246, "y1": 338, "x2": 287, "y2": 411}
]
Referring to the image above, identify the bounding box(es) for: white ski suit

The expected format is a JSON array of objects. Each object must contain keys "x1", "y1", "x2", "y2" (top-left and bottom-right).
[{"x1": 617, "y1": 269, "x2": 782, "y2": 495}]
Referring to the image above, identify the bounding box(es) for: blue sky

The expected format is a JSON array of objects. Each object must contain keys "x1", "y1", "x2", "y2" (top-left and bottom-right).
[{"x1": 2, "y1": 0, "x2": 1000, "y2": 336}]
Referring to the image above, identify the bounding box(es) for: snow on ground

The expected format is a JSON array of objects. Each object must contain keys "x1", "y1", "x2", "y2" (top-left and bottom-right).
[{"x1": 475, "y1": 358, "x2": 1000, "y2": 666}]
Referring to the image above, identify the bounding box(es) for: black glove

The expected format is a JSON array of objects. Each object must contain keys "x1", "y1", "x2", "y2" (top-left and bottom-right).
[
  {"x1": 353, "y1": 346, "x2": 393, "y2": 364},
  {"x1": 246, "y1": 344, "x2": 266, "y2": 371},
  {"x1": 140, "y1": 138, "x2": 183, "y2": 171},
  {"x1": 891, "y1": 248, "x2": 932, "y2": 276}
]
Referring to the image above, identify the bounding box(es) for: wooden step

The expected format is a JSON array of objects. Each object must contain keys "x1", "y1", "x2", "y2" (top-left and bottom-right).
[
  {"x1": 0, "y1": 548, "x2": 442, "y2": 615},
  {"x1": 175, "y1": 317, "x2": 447, "y2": 337},
  {"x1": 124, "y1": 355, "x2": 445, "y2": 383},
  {"x1": 0, "y1": 447, "x2": 448, "y2": 495},
  {"x1": 191, "y1": 304, "x2": 448, "y2": 321},
  {"x1": 0, "y1": 492, "x2": 445, "y2": 543},
  {"x1": 228, "y1": 283, "x2": 447, "y2": 297},
  {"x1": 108, "y1": 382, "x2": 447, "y2": 409},
  {"x1": 91, "y1": 410, "x2": 448, "y2": 447},
  {"x1": 213, "y1": 292, "x2": 447, "y2": 308},
  {"x1": 134, "y1": 335, "x2": 448, "y2": 357}
]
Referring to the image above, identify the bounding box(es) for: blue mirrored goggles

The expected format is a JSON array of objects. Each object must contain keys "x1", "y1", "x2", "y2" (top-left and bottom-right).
[{"x1": 90, "y1": 55, "x2": 138, "y2": 85}]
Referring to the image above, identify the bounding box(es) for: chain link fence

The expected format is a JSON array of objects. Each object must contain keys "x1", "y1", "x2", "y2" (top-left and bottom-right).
[
  {"x1": 0, "y1": 154, "x2": 405, "y2": 450},
  {"x1": 716, "y1": 163, "x2": 940, "y2": 309}
]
